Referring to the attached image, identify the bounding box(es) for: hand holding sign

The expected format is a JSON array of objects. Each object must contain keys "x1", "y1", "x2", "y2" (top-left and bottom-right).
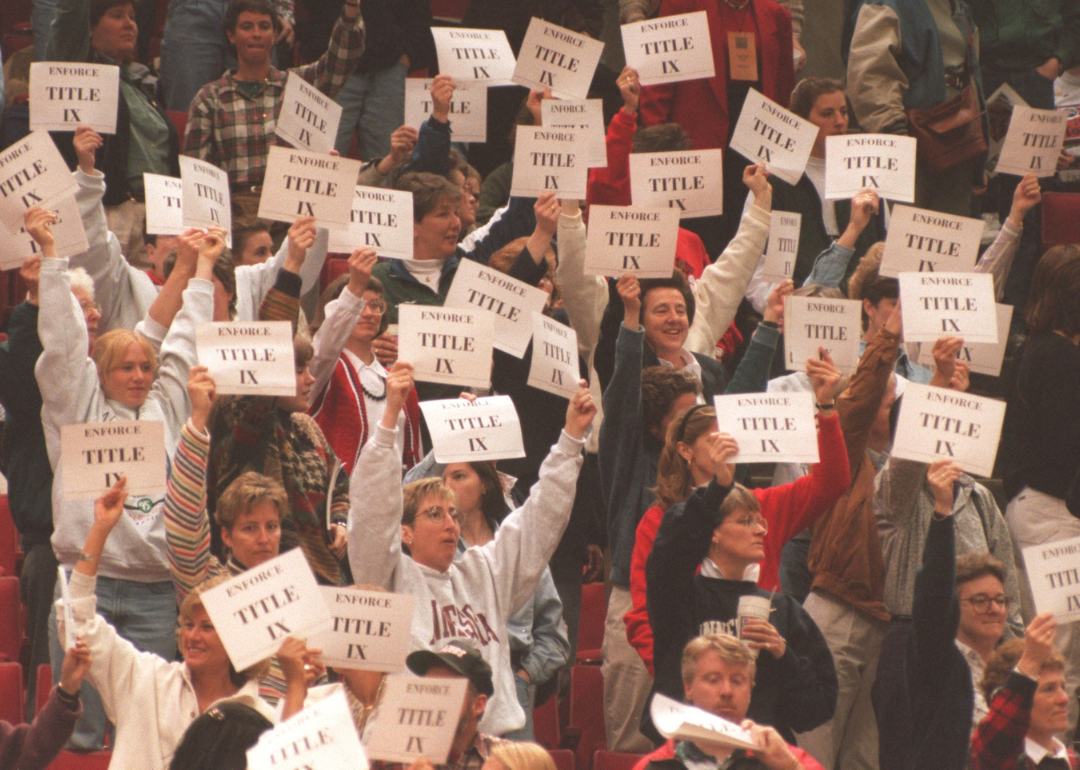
[
  {"x1": 430, "y1": 74, "x2": 455, "y2": 124},
  {"x1": 382, "y1": 362, "x2": 416, "y2": 429},
  {"x1": 1019, "y1": 614, "x2": 1060, "y2": 673},
  {"x1": 286, "y1": 215, "x2": 318, "y2": 273},
  {"x1": 925, "y1": 458, "x2": 963, "y2": 515},
  {"x1": 806, "y1": 350, "x2": 842, "y2": 405},
  {"x1": 58, "y1": 637, "x2": 92, "y2": 695},
  {"x1": 709, "y1": 432, "x2": 738, "y2": 487},
  {"x1": 617, "y1": 66, "x2": 641, "y2": 114},
  {"x1": 618, "y1": 273, "x2": 642, "y2": 328},
  {"x1": 93, "y1": 476, "x2": 128, "y2": 531},
  {"x1": 347, "y1": 247, "x2": 378, "y2": 296},
  {"x1": 23, "y1": 207, "x2": 57, "y2": 256},
  {"x1": 73, "y1": 127, "x2": 103, "y2": 175},
  {"x1": 1008, "y1": 174, "x2": 1042, "y2": 226},
  {"x1": 565, "y1": 382, "x2": 598, "y2": 441},
  {"x1": 187, "y1": 366, "x2": 218, "y2": 434}
]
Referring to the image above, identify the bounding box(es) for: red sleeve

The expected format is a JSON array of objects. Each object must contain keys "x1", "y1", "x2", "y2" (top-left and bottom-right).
[
  {"x1": 626, "y1": 505, "x2": 665, "y2": 676},
  {"x1": 754, "y1": 412, "x2": 850, "y2": 589},
  {"x1": 587, "y1": 108, "x2": 637, "y2": 207},
  {"x1": 792, "y1": 746, "x2": 826, "y2": 770},
  {"x1": 676, "y1": 228, "x2": 709, "y2": 279}
]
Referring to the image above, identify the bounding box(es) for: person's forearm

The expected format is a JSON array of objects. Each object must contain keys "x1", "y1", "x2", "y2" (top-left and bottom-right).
[{"x1": 74, "y1": 523, "x2": 110, "y2": 577}]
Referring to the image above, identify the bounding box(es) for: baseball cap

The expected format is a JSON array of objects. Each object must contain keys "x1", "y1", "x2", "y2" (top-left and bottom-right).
[{"x1": 406, "y1": 641, "x2": 494, "y2": 697}]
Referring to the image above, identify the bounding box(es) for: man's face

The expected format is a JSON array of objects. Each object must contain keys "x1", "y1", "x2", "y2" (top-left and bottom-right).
[
  {"x1": 146, "y1": 236, "x2": 177, "y2": 282},
  {"x1": 684, "y1": 650, "x2": 753, "y2": 723},
  {"x1": 642, "y1": 287, "x2": 689, "y2": 358},
  {"x1": 957, "y1": 574, "x2": 1008, "y2": 649}
]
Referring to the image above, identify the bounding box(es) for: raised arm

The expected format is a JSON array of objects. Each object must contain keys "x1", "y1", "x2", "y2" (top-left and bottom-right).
[
  {"x1": 975, "y1": 175, "x2": 1040, "y2": 301},
  {"x1": 309, "y1": 248, "x2": 375, "y2": 398},
  {"x1": 292, "y1": 0, "x2": 364, "y2": 98},
  {"x1": 722, "y1": 283, "x2": 788, "y2": 395},
  {"x1": 555, "y1": 200, "x2": 608, "y2": 361},
  {"x1": 803, "y1": 190, "x2": 880, "y2": 289},
  {"x1": 402, "y1": 76, "x2": 453, "y2": 176},
  {"x1": 586, "y1": 67, "x2": 639, "y2": 207},
  {"x1": 236, "y1": 217, "x2": 326, "y2": 322},
  {"x1": 44, "y1": 0, "x2": 91, "y2": 62}
]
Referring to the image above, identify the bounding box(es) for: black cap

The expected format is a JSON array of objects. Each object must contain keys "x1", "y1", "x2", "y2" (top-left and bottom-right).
[{"x1": 406, "y1": 641, "x2": 494, "y2": 697}]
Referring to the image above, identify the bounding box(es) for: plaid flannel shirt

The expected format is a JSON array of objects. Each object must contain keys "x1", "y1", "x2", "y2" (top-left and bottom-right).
[
  {"x1": 971, "y1": 671, "x2": 1080, "y2": 770},
  {"x1": 182, "y1": 5, "x2": 364, "y2": 189}
]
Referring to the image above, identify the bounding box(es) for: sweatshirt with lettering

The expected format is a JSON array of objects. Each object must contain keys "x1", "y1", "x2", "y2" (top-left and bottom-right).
[
  {"x1": 348, "y1": 423, "x2": 585, "y2": 736},
  {"x1": 36, "y1": 257, "x2": 211, "y2": 582}
]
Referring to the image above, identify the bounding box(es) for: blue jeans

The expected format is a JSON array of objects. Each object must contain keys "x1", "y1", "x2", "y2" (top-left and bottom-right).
[
  {"x1": 32, "y1": 0, "x2": 60, "y2": 61},
  {"x1": 158, "y1": 0, "x2": 231, "y2": 113},
  {"x1": 49, "y1": 575, "x2": 177, "y2": 750},
  {"x1": 503, "y1": 673, "x2": 536, "y2": 741},
  {"x1": 332, "y1": 62, "x2": 407, "y2": 160}
]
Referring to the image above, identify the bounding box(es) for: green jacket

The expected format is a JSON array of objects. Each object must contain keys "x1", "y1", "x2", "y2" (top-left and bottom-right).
[{"x1": 970, "y1": 0, "x2": 1080, "y2": 71}]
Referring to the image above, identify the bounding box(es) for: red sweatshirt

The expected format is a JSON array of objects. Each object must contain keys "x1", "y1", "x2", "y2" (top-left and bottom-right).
[
  {"x1": 632, "y1": 738, "x2": 825, "y2": 770},
  {"x1": 624, "y1": 412, "x2": 849, "y2": 675}
]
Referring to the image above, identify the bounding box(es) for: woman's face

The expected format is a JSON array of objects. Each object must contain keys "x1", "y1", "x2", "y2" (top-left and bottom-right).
[
  {"x1": 402, "y1": 493, "x2": 460, "y2": 572},
  {"x1": 1029, "y1": 669, "x2": 1071, "y2": 739},
  {"x1": 236, "y1": 231, "x2": 274, "y2": 266},
  {"x1": 180, "y1": 605, "x2": 231, "y2": 674},
  {"x1": 808, "y1": 90, "x2": 849, "y2": 155},
  {"x1": 350, "y1": 290, "x2": 386, "y2": 345},
  {"x1": 677, "y1": 429, "x2": 719, "y2": 479},
  {"x1": 101, "y1": 341, "x2": 154, "y2": 407},
  {"x1": 710, "y1": 508, "x2": 767, "y2": 566},
  {"x1": 413, "y1": 198, "x2": 462, "y2": 260},
  {"x1": 276, "y1": 364, "x2": 316, "y2": 412},
  {"x1": 227, "y1": 11, "x2": 275, "y2": 67},
  {"x1": 449, "y1": 170, "x2": 478, "y2": 229},
  {"x1": 443, "y1": 463, "x2": 485, "y2": 517},
  {"x1": 221, "y1": 501, "x2": 281, "y2": 569},
  {"x1": 91, "y1": 3, "x2": 137, "y2": 62}
]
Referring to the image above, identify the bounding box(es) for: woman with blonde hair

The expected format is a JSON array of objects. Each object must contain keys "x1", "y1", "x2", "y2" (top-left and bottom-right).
[{"x1": 484, "y1": 742, "x2": 557, "y2": 770}]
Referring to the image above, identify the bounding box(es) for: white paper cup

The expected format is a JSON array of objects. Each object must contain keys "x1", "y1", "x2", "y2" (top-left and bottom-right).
[{"x1": 737, "y1": 595, "x2": 772, "y2": 658}]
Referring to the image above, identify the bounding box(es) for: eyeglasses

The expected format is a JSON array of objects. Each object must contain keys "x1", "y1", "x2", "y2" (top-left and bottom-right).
[
  {"x1": 419, "y1": 505, "x2": 461, "y2": 526},
  {"x1": 961, "y1": 594, "x2": 1009, "y2": 613},
  {"x1": 362, "y1": 298, "x2": 387, "y2": 315},
  {"x1": 78, "y1": 299, "x2": 100, "y2": 315},
  {"x1": 731, "y1": 514, "x2": 768, "y2": 533}
]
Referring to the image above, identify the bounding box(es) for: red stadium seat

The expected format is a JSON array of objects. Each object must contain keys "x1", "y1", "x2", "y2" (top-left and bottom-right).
[
  {"x1": 594, "y1": 751, "x2": 647, "y2": 770},
  {"x1": 36, "y1": 663, "x2": 52, "y2": 716},
  {"x1": 567, "y1": 664, "x2": 606, "y2": 770},
  {"x1": 0, "y1": 576, "x2": 22, "y2": 663},
  {"x1": 549, "y1": 749, "x2": 576, "y2": 770},
  {"x1": 1042, "y1": 192, "x2": 1080, "y2": 250},
  {"x1": 0, "y1": 662, "x2": 22, "y2": 725},
  {"x1": 0, "y1": 496, "x2": 19, "y2": 576},
  {"x1": 576, "y1": 582, "x2": 605, "y2": 663},
  {"x1": 319, "y1": 256, "x2": 350, "y2": 293},
  {"x1": 534, "y1": 690, "x2": 561, "y2": 750},
  {"x1": 168, "y1": 110, "x2": 188, "y2": 143},
  {"x1": 46, "y1": 751, "x2": 113, "y2": 770}
]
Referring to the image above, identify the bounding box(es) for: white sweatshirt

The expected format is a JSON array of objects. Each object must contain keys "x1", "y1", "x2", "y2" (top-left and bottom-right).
[
  {"x1": 58, "y1": 571, "x2": 275, "y2": 770},
  {"x1": 36, "y1": 258, "x2": 211, "y2": 582},
  {"x1": 347, "y1": 423, "x2": 585, "y2": 735},
  {"x1": 71, "y1": 168, "x2": 328, "y2": 333}
]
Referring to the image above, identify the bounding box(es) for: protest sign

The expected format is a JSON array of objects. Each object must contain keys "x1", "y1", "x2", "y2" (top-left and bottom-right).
[
  {"x1": 196, "y1": 321, "x2": 296, "y2": 396},
  {"x1": 729, "y1": 88, "x2": 818, "y2": 185},
  {"x1": 824, "y1": 134, "x2": 917, "y2": 203},
  {"x1": 0, "y1": 131, "x2": 80, "y2": 234},
  {"x1": 651, "y1": 693, "x2": 757, "y2": 753},
  {"x1": 890, "y1": 383, "x2": 1006, "y2": 477},
  {"x1": 179, "y1": 155, "x2": 231, "y2": 240},
  {"x1": 247, "y1": 689, "x2": 368, "y2": 770},
  {"x1": 314, "y1": 589, "x2": 415, "y2": 671},
  {"x1": 985, "y1": 83, "x2": 1028, "y2": 177},
  {"x1": 444, "y1": 258, "x2": 549, "y2": 357},
  {"x1": 714, "y1": 391, "x2": 820, "y2": 464},
  {"x1": 60, "y1": 420, "x2": 166, "y2": 500},
  {"x1": 257, "y1": 146, "x2": 359, "y2": 227},
  {"x1": 275, "y1": 72, "x2": 344, "y2": 154},
  {"x1": 405, "y1": 79, "x2": 487, "y2": 143},
  {"x1": 621, "y1": 12, "x2": 715, "y2": 87},
  {"x1": 512, "y1": 18, "x2": 604, "y2": 99},
  {"x1": 201, "y1": 548, "x2": 333, "y2": 672},
  {"x1": 757, "y1": 211, "x2": 800, "y2": 283},
  {"x1": 881, "y1": 205, "x2": 984, "y2": 277},
  {"x1": 528, "y1": 311, "x2": 581, "y2": 399},
  {"x1": 511, "y1": 126, "x2": 588, "y2": 199},
  {"x1": 783, "y1": 295, "x2": 862, "y2": 373},
  {"x1": 1022, "y1": 535, "x2": 1080, "y2": 624},
  {"x1": 0, "y1": 192, "x2": 87, "y2": 269},
  {"x1": 630, "y1": 149, "x2": 724, "y2": 218},
  {"x1": 996, "y1": 105, "x2": 1067, "y2": 178},
  {"x1": 899, "y1": 272, "x2": 999, "y2": 344},
  {"x1": 327, "y1": 185, "x2": 414, "y2": 259},
  {"x1": 143, "y1": 173, "x2": 185, "y2": 236},
  {"x1": 29, "y1": 62, "x2": 120, "y2": 134},
  {"x1": 432, "y1": 28, "x2": 516, "y2": 85},
  {"x1": 397, "y1": 304, "x2": 495, "y2": 389},
  {"x1": 541, "y1": 98, "x2": 606, "y2": 167},
  {"x1": 58, "y1": 567, "x2": 77, "y2": 651},
  {"x1": 363, "y1": 674, "x2": 469, "y2": 764},
  {"x1": 583, "y1": 205, "x2": 680, "y2": 278},
  {"x1": 917, "y1": 303, "x2": 1014, "y2": 378},
  {"x1": 419, "y1": 395, "x2": 526, "y2": 463}
]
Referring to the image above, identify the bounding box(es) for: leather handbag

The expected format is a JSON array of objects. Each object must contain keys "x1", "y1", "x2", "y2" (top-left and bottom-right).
[{"x1": 905, "y1": 84, "x2": 987, "y2": 172}]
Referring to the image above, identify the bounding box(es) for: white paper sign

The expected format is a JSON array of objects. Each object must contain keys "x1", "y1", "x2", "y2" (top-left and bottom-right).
[
  {"x1": 512, "y1": 17, "x2": 604, "y2": 100},
  {"x1": 890, "y1": 383, "x2": 1006, "y2": 477},
  {"x1": 995, "y1": 105, "x2": 1067, "y2": 178},
  {"x1": 179, "y1": 155, "x2": 232, "y2": 238},
  {"x1": 881, "y1": 205, "x2": 984, "y2": 278},
  {"x1": 59, "y1": 420, "x2": 167, "y2": 500},
  {"x1": 432, "y1": 27, "x2": 517, "y2": 85},
  {"x1": 405, "y1": 79, "x2": 487, "y2": 144},
  {"x1": 29, "y1": 62, "x2": 120, "y2": 134},
  {"x1": 444, "y1": 259, "x2": 549, "y2": 358},
  {"x1": 313, "y1": 589, "x2": 415, "y2": 671},
  {"x1": 419, "y1": 395, "x2": 526, "y2": 463},
  {"x1": 621, "y1": 12, "x2": 716, "y2": 87},
  {"x1": 0, "y1": 192, "x2": 88, "y2": 269},
  {"x1": 783, "y1": 295, "x2": 862, "y2": 374},
  {"x1": 729, "y1": 88, "x2": 818, "y2": 185},
  {"x1": 899, "y1": 272, "x2": 999, "y2": 344},
  {"x1": 327, "y1": 185, "x2": 414, "y2": 259},
  {"x1": 142, "y1": 173, "x2": 185, "y2": 237},
  {"x1": 650, "y1": 693, "x2": 757, "y2": 753},
  {"x1": 758, "y1": 211, "x2": 801, "y2": 283},
  {"x1": 201, "y1": 548, "x2": 333, "y2": 672},
  {"x1": 397, "y1": 304, "x2": 495, "y2": 389},
  {"x1": 0, "y1": 131, "x2": 80, "y2": 234},
  {"x1": 541, "y1": 98, "x2": 607, "y2": 167},
  {"x1": 630, "y1": 148, "x2": 723, "y2": 219},
  {"x1": 258, "y1": 146, "x2": 360, "y2": 227},
  {"x1": 275, "y1": 72, "x2": 344, "y2": 154},
  {"x1": 1022, "y1": 535, "x2": 1080, "y2": 624},
  {"x1": 196, "y1": 321, "x2": 297, "y2": 396},
  {"x1": 583, "y1": 204, "x2": 680, "y2": 278},
  {"x1": 824, "y1": 134, "x2": 917, "y2": 203},
  {"x1": 247, "y1": 689, "x2": 368, "y2": 770},
  {"x1": 58, "y1": 566, "x2": 76, "y2": 651},
  {"x1": 917, "y1": 303, "x2": 1014, "y2": 378},
  {"x1": 363, "y1": 674, "x2": 469, "y2": 764},
  {"x1": 714, "y1": 391, "x2": 820, "y2": 464},
  {"x1": 528, "y1": 311, "x2": 580, "y2": 399},
  {"x1": 511, "y1": 126, "x2": 588, "y2": 199}
]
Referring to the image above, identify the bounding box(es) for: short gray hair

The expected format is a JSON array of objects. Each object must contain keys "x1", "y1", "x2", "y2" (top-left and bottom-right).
[{"x1": 68, "y1": 267, "x2": 94, "y2": 298}]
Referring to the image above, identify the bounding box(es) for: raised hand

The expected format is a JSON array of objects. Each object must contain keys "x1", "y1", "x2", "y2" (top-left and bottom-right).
[
  {"x1": 430, "y1": 74, "x2": 455, "y2": 124},
  {"x1": 23, "y1": 207, "x2": 58, "y2": 254},
  {"x1": 526, "y1": 88, "x2": 552, "y2": 126},
  {"x1": 1017, "y1": 612, "x2": 1057, "y2": 679},
  {"x1": 709, "y1": 432, "x2": 739, "y2": 487},
  {"x1": 286, "y1": 216, "x2": 318, "y2": 273},
  {"x1": 929, "y1": 336, "x2": 964, "y2": 388},
  {"x1": 926, "y1": 458, "x2": 962, "y2": 515},
  {"x1": 1008, "y1": 174, "x2": 1042, "y2": 227},
  {"x1": 806, "y1": 349, "x2": 842, "y2": 405},
  {"x1": 763, "y1": 279, "x2": 793, "y2": 326},
  {"x1": 617, "y1": 66, "x2": 641, "y2": 114},
  {"x1": 564, "y1": 381, "x2": 598, "y2": 440},
  {"x1": 73, "y1": 126, "x2": 104, "y2": 175},
  {"x1": 381, "y1": 361, "x2": 415, "y2": 429},
  {"x1": 534, "y1": 191, "x2": 560, "y2": 237},
  {"x1": 617, "y1": 274, "x2": 642, "y2": 330},
  {"x1": 387, "y1": 125, "x2": 418, "y2": 165},
  {"x1": 94, "y1": 476, "x2": 128, "y2": 531},
  {"x1": 59, "y1": 637, "x2": 93, "y2": 695},
  {"x1": 187, "y1": 366, "x2": 218, "y2": 433},
  {"x1": 346, "y1": 247, "x2": 378, "y2": 297}
]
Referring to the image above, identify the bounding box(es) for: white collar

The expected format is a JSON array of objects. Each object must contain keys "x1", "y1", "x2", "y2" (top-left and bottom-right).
[
  {"x1": 657, "y1": 348, "x2": 702, "y2": 379},
  {"x1": 954, "y1": 639, "x2": 986, "y2": 672},
  {"x1": 700, "y1": 557, "x2": 760, "y2": 583},
  {"x1": 1025, "y1": 736, "x2": 1070, "y2": 765},
  {"x1": 342, "y1": 347, "x2": 387, "y2": 376}
]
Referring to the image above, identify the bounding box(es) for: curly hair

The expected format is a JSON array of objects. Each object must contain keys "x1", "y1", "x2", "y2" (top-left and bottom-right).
[
  {"x1": 979, "y1": 638, "x2": 1066, "y2": 706},
  {"x1": 641, "y1": 366, "x2": 701, "y2": 435}
]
